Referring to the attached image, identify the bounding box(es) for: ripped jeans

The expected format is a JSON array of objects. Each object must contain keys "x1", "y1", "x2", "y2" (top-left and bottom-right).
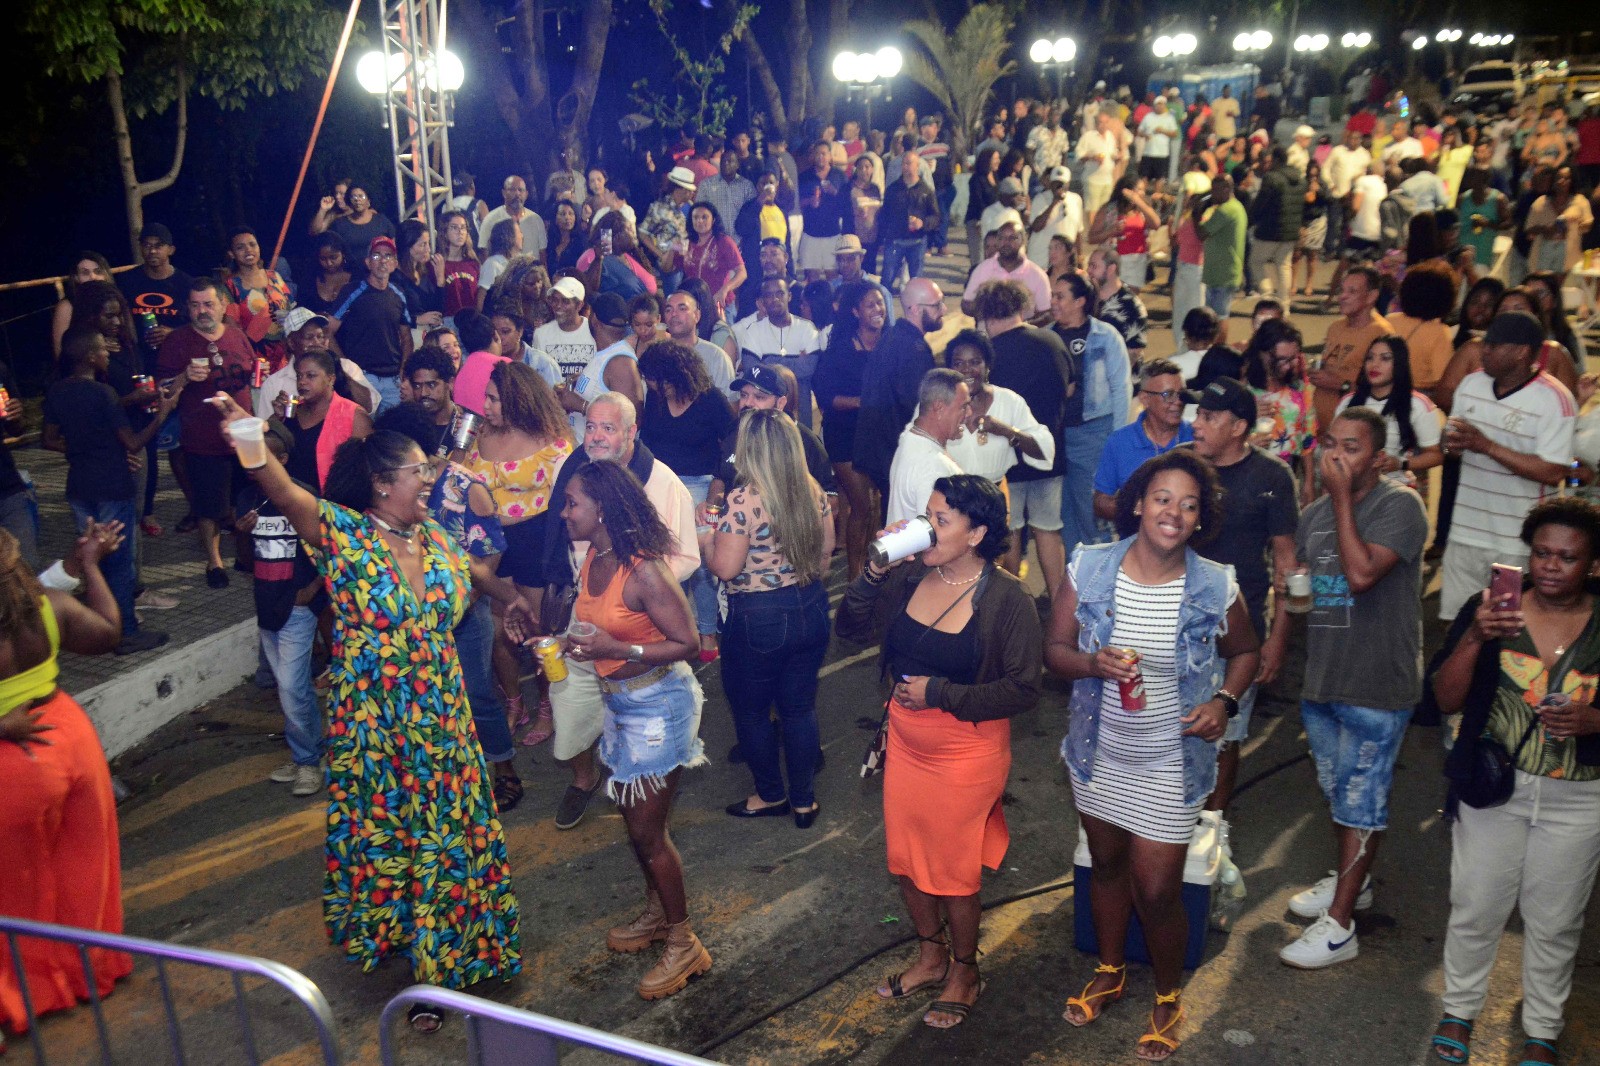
[
  {"x1": 597, "y1": 662, "x2": 707, "y2": 807},
  {"x1": 1300, "y1": 700, "x2": 1412, "y2": 831}
]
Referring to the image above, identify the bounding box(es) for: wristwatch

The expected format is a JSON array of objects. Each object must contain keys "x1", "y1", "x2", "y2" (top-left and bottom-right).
[
  {"x1": 627, "y1": 644, "x2": 645, "y2": 663},
  {"x1": 1214, "y1": 689, "x2": 1241, "y2": 719}
]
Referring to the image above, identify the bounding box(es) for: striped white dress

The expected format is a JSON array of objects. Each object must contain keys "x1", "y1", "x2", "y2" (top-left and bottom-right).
[{"x1": 1073, "y1": 570, "x2": 1208, "y2": 845}]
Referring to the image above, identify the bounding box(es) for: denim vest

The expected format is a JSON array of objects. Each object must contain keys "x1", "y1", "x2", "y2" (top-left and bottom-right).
[
  {"x1": 1078, "y1": 317, "x2": 1131, "y2": 426},
  {"x1": 1062, "y1": 537, "x2": 1235, "y2": 806}
]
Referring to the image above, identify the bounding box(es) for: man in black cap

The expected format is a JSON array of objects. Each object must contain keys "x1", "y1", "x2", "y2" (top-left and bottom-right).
[
  {"x1": 1187, "y1": 376, "x2": 1300, "y2": 913},
  {"x1": 707, "y1": 364, "x2": 835, "y2": 509},
  {"x1": 561, "y1": 291, "x2": 644, "y2": 420},
  {"x1": 1438, "y1": 310, "x2": 1577, "y2": 621}
]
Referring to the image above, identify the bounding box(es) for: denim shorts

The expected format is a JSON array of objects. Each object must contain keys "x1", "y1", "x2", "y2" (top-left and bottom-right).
[
  {"x1": 1300, "y1": 700, "x2": 1412, "y2": 831},
  {"x1": 1222, "y1": 682, "x2": 1259, "y2": 745},
  {"x1": 598, "y1": 661, "x2": 707, "y2": 806}
]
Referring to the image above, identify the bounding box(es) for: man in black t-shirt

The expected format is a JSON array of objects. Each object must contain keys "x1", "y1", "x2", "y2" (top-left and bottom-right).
[
  {"x1": 328, "y1": 236, "x2": 413, "y2": 413},
  {"x1": 1188, "y1": 376, "x2": 1298, "y2": 909},
  {"x1": 117, "y1": 222, "x2": 194, "y2": 355}
]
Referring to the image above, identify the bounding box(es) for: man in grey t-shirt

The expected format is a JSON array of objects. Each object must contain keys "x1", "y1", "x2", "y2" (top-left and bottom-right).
[{"x1": 1281, "y1": 407, "x2": 1427, "y2": 972}]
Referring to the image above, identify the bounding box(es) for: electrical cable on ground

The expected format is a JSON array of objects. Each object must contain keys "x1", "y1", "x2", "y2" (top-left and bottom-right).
[{"x1": 692, "y1": 741, "x2": 1313, "y2": 1056}]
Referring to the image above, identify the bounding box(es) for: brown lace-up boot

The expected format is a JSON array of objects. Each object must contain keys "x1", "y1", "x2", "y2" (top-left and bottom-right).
[
  {"x1": 606, "y1": 890, "x2": 669, "y2": 953},
  {"x1": 636, "y1": 918, "x2": 712, "y2": 1000}
]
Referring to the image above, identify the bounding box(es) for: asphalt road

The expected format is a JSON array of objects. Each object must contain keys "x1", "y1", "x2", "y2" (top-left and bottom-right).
[{"x1": 18, "y1": 269, "x2": 1600, "y2": 1065}]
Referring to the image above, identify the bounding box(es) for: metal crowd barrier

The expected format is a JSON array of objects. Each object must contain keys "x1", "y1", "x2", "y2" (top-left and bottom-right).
[
  {"x1": 0, "y1": 915, "x2": 340, "y2": 1065},
  {"x1": 379, "y1": 986, "x2": 718, "y2": 1065}
]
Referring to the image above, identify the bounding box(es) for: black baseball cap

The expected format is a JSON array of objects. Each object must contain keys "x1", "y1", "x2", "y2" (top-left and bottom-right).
[
  {"x1": 590, "y1": 291, "x2": 630, "y2": 328},
  {"x1": 139, "y1": 223, "x2": 174, "y2": 244},
  {"x1": 1183, "y1": 376, "x2": 1256, "y2": 424},
  {"x1": 730, "y1": 364, "x2": 783, "y2": 396}
]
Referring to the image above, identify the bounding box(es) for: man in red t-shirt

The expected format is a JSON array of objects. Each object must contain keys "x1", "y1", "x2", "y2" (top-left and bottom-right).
[{"x1": 155, "y1": 277, "x2": 255, "y2": 588}]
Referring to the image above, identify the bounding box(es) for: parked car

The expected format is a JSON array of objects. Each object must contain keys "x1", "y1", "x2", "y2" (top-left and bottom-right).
[{"x1": 1452, "y1": 61, "x2": 1525, "y2": 108}]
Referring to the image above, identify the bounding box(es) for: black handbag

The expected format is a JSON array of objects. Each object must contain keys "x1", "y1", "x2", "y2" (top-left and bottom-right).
[
  {"x1": 1455, "y1": 717, "x2": 1539, "y2": 810},
  {"x1": 860, "y1": 577, "x2": 982, "y2": 779}
]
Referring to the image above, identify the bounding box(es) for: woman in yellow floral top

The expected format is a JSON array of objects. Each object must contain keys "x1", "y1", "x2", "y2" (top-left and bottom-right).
[
  {"x1": 1430, "y1": 497, "x2": 1600, "y2": 1066},
  {"x1": 466, "y1": 361, "x2": 575, "y2": 742},
  {"x1": 700, "y1": 410, "x2": 834, "y2": 827}
]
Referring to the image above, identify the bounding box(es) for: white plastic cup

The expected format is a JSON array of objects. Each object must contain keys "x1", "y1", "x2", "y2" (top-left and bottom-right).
[
  {"x1": 1286, "y1": 570, "x2": 1313, "y2": 614},
  {"x1": 232, "y1": 417, "x2": 268, "y2": 469},
  {"x1": 569, "y1": 621, "x2": 598, "y2": 641}
]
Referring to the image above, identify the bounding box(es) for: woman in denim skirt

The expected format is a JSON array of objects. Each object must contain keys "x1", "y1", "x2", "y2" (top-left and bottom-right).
[{"x1": 559, "y1": 460, "x2": 711, "y2": 1000}]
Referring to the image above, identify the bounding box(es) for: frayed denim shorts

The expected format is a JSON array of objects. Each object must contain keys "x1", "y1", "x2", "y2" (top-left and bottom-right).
[
  {"x1": 598, "y1": 661, "x2": 707, "y2": 806},
  {"x1": 1301, "y1": 700, "x2": 1412, "y2": 831}
]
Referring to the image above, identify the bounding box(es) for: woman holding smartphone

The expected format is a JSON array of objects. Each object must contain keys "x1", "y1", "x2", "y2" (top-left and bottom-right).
[{"x1": 1428, "y1": 496, "x2": 1600, "y2": 1066}]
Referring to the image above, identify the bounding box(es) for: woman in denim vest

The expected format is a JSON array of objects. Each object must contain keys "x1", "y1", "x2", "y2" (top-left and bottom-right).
[{"x1": 1046, "y1": 450, "x2": 1259, "y2": 1060}]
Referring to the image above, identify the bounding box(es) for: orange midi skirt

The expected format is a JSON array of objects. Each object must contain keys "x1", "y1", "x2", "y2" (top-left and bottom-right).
[
  {"x1": 883, "y1": 697, "x2": 1011, "y2": 896},
  {"x1": 0, "y1": 690, "x2": 132, "y2": 1034}
]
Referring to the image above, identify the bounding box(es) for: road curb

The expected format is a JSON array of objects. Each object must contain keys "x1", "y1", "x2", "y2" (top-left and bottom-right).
[{"x1": 82, "y1": 618, "x2": 261, "y2": 758}]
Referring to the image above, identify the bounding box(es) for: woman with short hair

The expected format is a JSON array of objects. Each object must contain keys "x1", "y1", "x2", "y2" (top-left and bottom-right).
[
  {"x1": 1429, "y1": 496, "x2": 1600, "y2": 1066},
  {"x1": 837, "y1": 474, "x2": 1042, "y2": 1030},
  {"x1": 1046, "y1": 450, "x2": 1259, "y2": 1060}
]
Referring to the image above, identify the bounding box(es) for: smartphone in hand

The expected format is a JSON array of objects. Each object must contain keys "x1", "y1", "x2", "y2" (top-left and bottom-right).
[{"x1": 1489, "y1": 563, "x2": 1523, "y2": 613}]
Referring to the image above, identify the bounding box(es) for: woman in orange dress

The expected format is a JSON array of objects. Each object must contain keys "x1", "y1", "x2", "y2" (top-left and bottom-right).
[
  {"x1": 835, "y1": 474, "x2": 1042, "y2": 1030},
  {"x1": 0, "y1": 522, "x2": 130, "y2": 1041}
]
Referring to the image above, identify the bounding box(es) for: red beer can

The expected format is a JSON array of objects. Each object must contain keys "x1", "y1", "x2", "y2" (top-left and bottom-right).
[
  {"x1": 252, "y1": 356, "x2": 269, "y2": 388},
  {"x1": 1116, "y1": 648, "x2": 1145, "y2": 711}
]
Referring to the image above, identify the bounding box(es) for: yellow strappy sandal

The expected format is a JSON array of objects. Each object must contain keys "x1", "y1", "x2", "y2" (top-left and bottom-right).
[
  {"x1": 1063, "y1": 962, "x2": 1127, "y2": 1026},
  {"x1": 1136, "y1": 989, "x2": 1185, "y2": 1060}
]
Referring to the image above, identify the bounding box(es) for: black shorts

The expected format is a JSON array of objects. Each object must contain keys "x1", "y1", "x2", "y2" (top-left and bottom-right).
[
  {"x1": 1344, "y1": 236, "x2": 1381, "y2": 263},
  {"x1": 1137, "y1": 155, "x2": 1170, "y2": 181},
  {"x1": 498, "y1": 512, "x2": 548, "y2": 587},
  {"x1": 186, "y1": 452, "x2": 242, "y2": 522}
]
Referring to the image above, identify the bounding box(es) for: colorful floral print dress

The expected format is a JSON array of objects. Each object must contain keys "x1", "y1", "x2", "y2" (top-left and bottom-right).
[{"x1": 308, "y1": 500, "x2": 521, "y2": 987}]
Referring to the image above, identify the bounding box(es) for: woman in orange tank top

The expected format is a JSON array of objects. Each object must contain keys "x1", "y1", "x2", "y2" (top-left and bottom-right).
[{"x1": 558, "y1": 460, "x2": 711, "y2": 1002}]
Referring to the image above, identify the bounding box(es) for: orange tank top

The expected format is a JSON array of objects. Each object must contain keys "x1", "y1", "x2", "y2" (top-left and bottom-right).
[{"x1": 574, "y1": 550, "x2": 667, "y2": 677}]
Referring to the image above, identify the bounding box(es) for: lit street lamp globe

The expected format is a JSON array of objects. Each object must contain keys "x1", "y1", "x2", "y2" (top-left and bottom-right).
[
  {"x1": 356, "y1": 51, "x2": 407, "y2": 95},
  {"x1": 1251, "y1": 30, "x2": 1273, "y2": 50},
  {"x1": 854, "y1": 51, "x2": 880, "y2": 83},
  {"x1": 1174, "y1": 33, "x2": 1197, "y2": 56},
  {"x1": 1152, "y1": 35, "x2": 1173, "y2": 58},
  {"x1": 1310, "y1": 34, "x2": 1328, "y2": 51},
  {"x1": 1031, "y1": 38, "x2": 1053, "y2": 64},
  {"x1": 1053, "y1": 37, "x2": 1076, "y2": 63},
  {"x1": 832, "y1": 51, "x2": 857, "y2": 83},
  {"x1": 876, "y1": 46, "x2": 902, "y2": 79},
  {"x1": 1413, "y1": 37, "x2": 1427, "y2": 50},
  {"x1": 1234, "y1": 32, "x2": 1252, "y2": 51}
]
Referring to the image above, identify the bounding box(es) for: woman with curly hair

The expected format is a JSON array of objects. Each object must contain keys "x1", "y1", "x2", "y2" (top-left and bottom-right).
[
  {"x1": 51, "y1": 251, "x2": 114, "y2": 357},
  {"x1": 553, "y1": 459, "x2": 709, "y2": 1000},
  {"x1": 836, "y1": 474, "x2": 1041, "y2": 1029},
  {"x1": 1046, "y1": 450, "x2": 1259, "y2": 1059},
  {"x1": 638, "y1": 340, "x2": 736, "y2": 659}
]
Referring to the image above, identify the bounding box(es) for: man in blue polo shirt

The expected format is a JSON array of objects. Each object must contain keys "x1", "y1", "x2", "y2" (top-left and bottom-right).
[{"x1": 1092, "y1": 358, "x2": 1193, "y2": 521}]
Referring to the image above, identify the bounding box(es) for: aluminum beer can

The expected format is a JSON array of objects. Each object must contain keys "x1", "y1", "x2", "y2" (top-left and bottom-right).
[
  {"x1": 534, "y1": 636, "x2": 568, "y2": 683},
  {"x1": 1116, "y1": 648, "x2": 1145, "y2": 711},
  {"x1": 445, "y1": 410, "x2": 482, "y2": 454},
  {"x1": 252, "y1": 356, "x2": 269, "y2": 388},
  {"x1": 132, "y1": 375, "x2": 158, "y2": 413}
]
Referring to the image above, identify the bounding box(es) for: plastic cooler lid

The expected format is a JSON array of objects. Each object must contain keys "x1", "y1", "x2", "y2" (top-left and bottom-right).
[{"x1": 1072, "y1": 815, "x2": 1221, "y2": 886}]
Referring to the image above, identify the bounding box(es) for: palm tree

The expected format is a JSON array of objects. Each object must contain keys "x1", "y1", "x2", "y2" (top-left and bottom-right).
[{"x1": 902, "y1": 3, "x2": 1017, "y2": 160}]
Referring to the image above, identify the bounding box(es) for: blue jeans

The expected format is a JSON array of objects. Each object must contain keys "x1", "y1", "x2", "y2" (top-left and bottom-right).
[
  {"x1": 720, "y1": 581, "x2": 831, "y2": 808},
  {"x1": 879, "y1": 238, "x2": 927, "y2": 292},
  {"x1": 1205, "y1": 285, "x2": 1236, "y2": 318},
  {"x1": 367, "y1": 373, "x2": 402, "y2": 415},
  {"x1": 1301, "y1": 700, "x2": 1413, "y2": 832},
  {"x1": 260, "y1": 605, "x2": 322, "y2": 765},
  {"x1": 455, "y1": 595, "x2": 514, "y2": 763},
  {"x1": 1061, "y1": 415, "x2": 1114, "y2": 556},
  {"x1": 679, "y1": 474, "x2": 720, "y2": 637},
  {"x1": 69, "y1": 498, "x2": 137, "y2": 636}
]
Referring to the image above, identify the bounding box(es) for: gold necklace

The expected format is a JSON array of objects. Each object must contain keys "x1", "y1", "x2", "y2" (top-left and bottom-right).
[{"x1": 936, "y1": 562, "x2": 982, "y2": 586}]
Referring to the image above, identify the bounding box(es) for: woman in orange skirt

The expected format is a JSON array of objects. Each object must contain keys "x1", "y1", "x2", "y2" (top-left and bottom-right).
[
  {"x1": 0, "y1": 523, "x2": 130, "y2": 1040},
  {"x1": 835, "y1": 475, "x2": 1042, "y2": 1030}
]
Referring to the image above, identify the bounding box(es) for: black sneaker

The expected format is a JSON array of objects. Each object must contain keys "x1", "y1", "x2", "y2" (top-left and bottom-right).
[
  {"x1": 554, "y1": 782, "x2": 601, "y2": 830},
  {"x1": 115, "y1": 630, "x2": 170, "y2": 656},
  {"x1": 206, "y1": 566, "x2": 229, "y2": 589}
]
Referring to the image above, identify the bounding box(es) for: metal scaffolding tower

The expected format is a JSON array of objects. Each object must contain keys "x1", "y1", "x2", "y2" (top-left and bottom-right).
[{"x1": 376, "y1": 0, "x2": 455, "y2": 239}]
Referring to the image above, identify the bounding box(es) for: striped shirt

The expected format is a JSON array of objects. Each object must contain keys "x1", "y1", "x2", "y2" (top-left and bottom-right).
[{"x1": 1451, "y1": 370, "x2": 1576, "y2": 556}]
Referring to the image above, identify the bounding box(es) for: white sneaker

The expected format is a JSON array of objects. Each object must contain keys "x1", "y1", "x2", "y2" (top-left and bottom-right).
[
  {"x1": 291, "y1": 764, "x2": 324, "y2": 797},
  {"x1": 1288, "y1": 871, "x2": 1373, "y2": 919},
  {"x1": 1279, "y1": 912, "x2": 1359, "y2": 969},
  {"x1": 268, "y1": 762, "x2": 298, "y2": 784}
]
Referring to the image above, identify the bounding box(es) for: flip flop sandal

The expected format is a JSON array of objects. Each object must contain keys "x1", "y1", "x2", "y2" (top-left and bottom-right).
[{"x1": 1431, "y1": 1016, "x2": 1472, "y2": 1064}]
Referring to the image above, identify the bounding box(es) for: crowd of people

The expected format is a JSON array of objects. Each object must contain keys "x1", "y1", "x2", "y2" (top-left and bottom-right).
[{"x1": 3, "y1": 70, "x2": 1600, "y2": 1062}]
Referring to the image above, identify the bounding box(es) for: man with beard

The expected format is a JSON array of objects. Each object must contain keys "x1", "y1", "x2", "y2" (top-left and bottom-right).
[
  {"x1": 962, "y1": 213, "x2": 1051, "y2": 319},
  {"x1": 155, "y1": 278, "x2": 255, "y2": 588},
  {"x1": 732, "y1": 278, "x2": 820, "y2": 426},
  {"x1": 854, "y1": 277, "x2": 942, "y2": 497}
]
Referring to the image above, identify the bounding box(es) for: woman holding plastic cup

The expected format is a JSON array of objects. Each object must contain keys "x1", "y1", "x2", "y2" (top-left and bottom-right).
[
  {"x1": 835, "y1": 475, "x2": 1041, "y2": 1030},
  {"x1": 1428, "y1": 496, "x2": 1600, "y2": 1066},
  {"x1": 1044, "y1": 450, "x2": 1258, "y2": 1059},
  {"x1": 551, "y1": 459, "x2": 708, "y2": 1001},
  {"x1": 210, "y1": 394, "x2": 524, "y2": 1028},
  {"x1": 271, "y1": 350, "x2": 372, "y2": 491}
]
